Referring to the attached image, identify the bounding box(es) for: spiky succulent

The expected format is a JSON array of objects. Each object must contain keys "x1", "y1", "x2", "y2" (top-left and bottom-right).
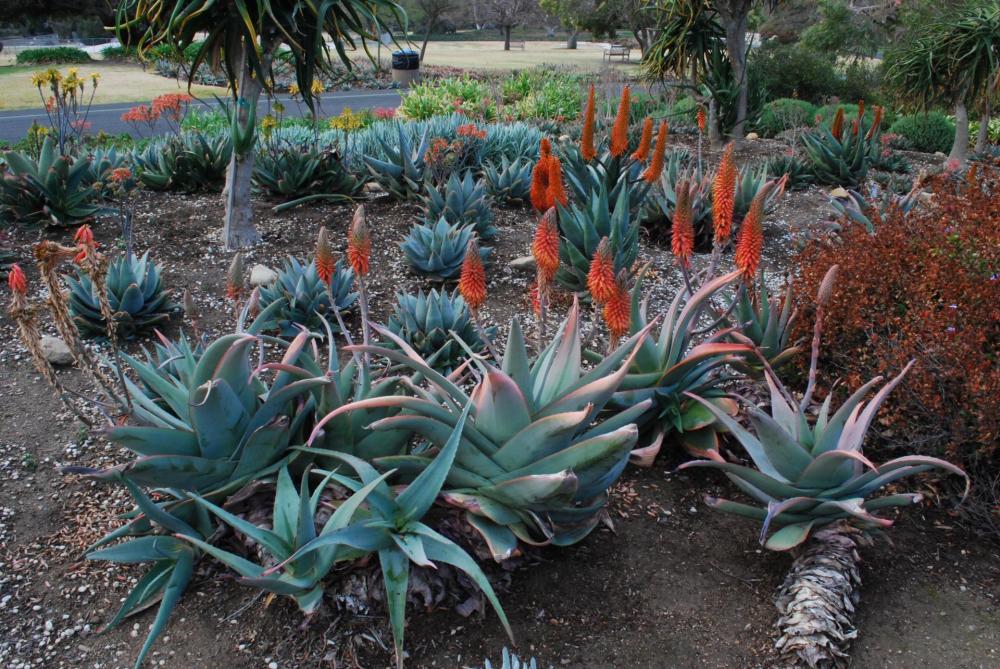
[
  {"x1": 67, "y1": 252, "x2": 175, "y2": 338},
  {"x1": 387, "y1": 288, "x2": 495, "y2": 374},
  {"x1": 84, "y1": 146, "x2": 131, "y2": 196},
  {"x1": 363, "y1": 125, "x2": 429, "y2": 200},
  {"x1": 483, "y1": 648, "x2": 540, "y2": 669},
  {"x1": 0, "y1": 138, "x2": 101, "y2": 226},
  {"x1": 763, "y1": 154, "x2": 815, "y2": 191},
  {"x1": 138, "y1": 329, "x2": 206, "y2": 391},
  {"x1": 726, "y1": 271, "x2": 801, "y2": 376},
  {"x1": 646, "y1": 152, "x2": 713, "y2": 250},
  {"x1": 680, "y1": 361, "x2": 968, "y2": 550},
  {"x1": 829, "y1": 183, "x2": 923, "y2": 233},
  {"x1": 556, "y1": 183, "x2": 639, "y2": 296},
  {"x1": 69, "y1": 331, "x2": 327, "y2": 669},
  {"x1": 132, "y1": 131, "x2": 232, "y2": 192},
  {"x1": 254, "y1": 143, "x2": 362, "y2": 208},
  {"x1": 258, "y1": 256, "x2": 357, "y2": 336},
  {"x1": 484, "y1": 156, "x2": 533, "y2": 205},
  {"x1": 401, "y1": 217, "x2": 492, "y2": 281},
  {"x1": 424, "y1": 170, "x2": 495, "y2": 239},
  {"x1": 607, "y1": 269, "x2": 751, "y2": 464},
  {"x1": 321, "y1": 301, "x2": 654, "y2": 558},
  {"x1": 733, "y1": 165, "x2": 787, "y2": 224},
  {"x1": 801, "y1": 107, "x2": 880, "y2": 188}
]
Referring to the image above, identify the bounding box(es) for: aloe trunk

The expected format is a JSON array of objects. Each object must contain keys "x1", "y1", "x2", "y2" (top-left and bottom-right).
[
  {"x1": 975, "y1": 103, "x2": 991, "y2": 154},
  {"x1": 949, "y1": 97, "x2": 970, "y2": 166},
  {"x1": 721, "y1": 6, "x2": 749, "y2": 141},
  {"x1": 774, "y1": 523, "x2": 867, "y2": 669}
]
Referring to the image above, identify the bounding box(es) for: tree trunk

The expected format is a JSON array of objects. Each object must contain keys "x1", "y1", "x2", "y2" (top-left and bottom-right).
[
  {"x1": 975, "y1": 102, "x2": 991, "y2": 153},
  {"x1": 222, "y1": 38, "x2": 269, "y2": 250},
  {"x1": 722, "y1": 11, "x2": 749, "y2": 141},
  {"x1": 774, "y1": 524, "x2": 868, "y2": 668},
  {"x1": 567, "y1": 30, "x2": 580, "y2": 50},
  {"x1": 420, "y1": 21, "x2": 435, "y2": 61},
  {"x1": 632, "y1": 28, "x2": 648, "y2": 55},
  {"x1": 708, "y1": 98, "x2": 722, "y2": 150},
  {"x1": 949, "y1": 98, "x2": 970, "y2": 166},
  {"x1": 504, "y1": 26, "x2": 511, "y2": 51}
]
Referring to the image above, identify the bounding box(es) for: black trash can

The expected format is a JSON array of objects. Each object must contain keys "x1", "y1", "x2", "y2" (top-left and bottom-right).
[{"x1": 391, "y1": 49, "x2": 420, "y2": 86}]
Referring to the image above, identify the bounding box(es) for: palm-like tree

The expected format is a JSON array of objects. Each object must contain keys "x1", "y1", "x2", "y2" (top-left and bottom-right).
[
  {"x1": 884, "y1": 1, "x2": 1000, "y2": 164},
  {"x1": 116, "y1": 0, "x2": 406, "y2": 249}
]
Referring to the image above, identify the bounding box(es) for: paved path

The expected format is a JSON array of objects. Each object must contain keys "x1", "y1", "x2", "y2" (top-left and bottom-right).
[{"x1": 0, "y1": 89, "x2": 402, "y2": 144}]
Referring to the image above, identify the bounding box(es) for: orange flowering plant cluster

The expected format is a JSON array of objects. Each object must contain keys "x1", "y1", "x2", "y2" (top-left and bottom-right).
[
  {"x1": 795, "y1": 167, "x2": 1000, "y2": 476},
  {"x1": 121, "y1": 93, "x2": 193, "y2": 137}
]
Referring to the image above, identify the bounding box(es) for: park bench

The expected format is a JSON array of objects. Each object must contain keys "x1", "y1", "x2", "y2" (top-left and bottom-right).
[{"x1": 603, "y1": 44, "x2": 631, "y2": 63}]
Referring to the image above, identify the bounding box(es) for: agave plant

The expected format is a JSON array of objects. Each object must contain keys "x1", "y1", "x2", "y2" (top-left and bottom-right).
[
  {"x1": 401, "y1": 217, "x2": 491, "y2": 281},
  {"x1": 560, "y1": 141, "x2": 651, "y2": 213},
  {"x1": 680, "y1": 358, "x2": 967, "y2": 667},
  {"x1": 69, "y1": 330, "x2": 327, "y2": 669},
  {"x1": 387, "y1": 288, "x2": 495, "y2": 374},
  {"x1": 801, "y1": 106, "x2": 881, "y2": 188},
  {"x1": 254, "y1": 143, "x2": 362, "y2": 208},
  {"x1": 137, "y1": 329, "x2": 206, "y2": 391},
  {"x1": 483, "y1": 648, "x2": 540, "y2": 669},
  {"x1": 0, "y1": 138, "x2": 101, "y2": 226},
  {"x1": 725, "y1": 271, "x2": 801, "y2": 376},
  {"x1": 83, "y1": 146, "x2": 132, "y2": 196},
  {"x1": 67, "y1": 252, "x2": 175, "y2": 338},
  {"x1": 312, "y1": 301, "x2": 655, "y2": 559},
  {"x1": 286, "y1": 406, "x2": 512, "y2": 669},
  {"x1": 257, "y1": 256, "x2": 357, "y2": 336},
  {"x1": 607, "y1": 269, "x2": 752, "y2": 464},
  {"x1": 423, "y1": 170, "x2": 496, "y2": 239},
  {"x1": 363, "y1": 125, "x2": 430, "y2": 200},
  {"x1": 556, "y1": 183, "x2": 639, "y2": 296},
  {"x1": 483, "y1": 156, "x2": 533, "y2": 205},
  {"x1": 763, "y1": 154, "x2": 814, "y2": 191},
  {"x1": 132, "y1": 131, "x2": 232, "y2": 192},
  {"x1": 733, "y1": 165, "x2": 787, "y2": 224},
  {"x1": 829, "y1": 182, "x2": 923, "y2": 233}
]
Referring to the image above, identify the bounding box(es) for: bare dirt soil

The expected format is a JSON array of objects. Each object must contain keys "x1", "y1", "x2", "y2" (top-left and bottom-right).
[{"x1": 1, "y1": 139, "x2": 996, "y2": 669}]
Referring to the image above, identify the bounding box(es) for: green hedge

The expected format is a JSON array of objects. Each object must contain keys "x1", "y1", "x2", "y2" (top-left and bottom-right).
[
  {"x1": 15, "y1": 46, "x2": 92, "y2": 65},
  {"x1": 756, "y1": 98, "x2": 817, "y2": 137},
  {"x1": 888, "y1": 112, "x2": 956, "y2": 154},
  {"x1": 100, "y1": 44, "x2": 137, "y2": 61}
]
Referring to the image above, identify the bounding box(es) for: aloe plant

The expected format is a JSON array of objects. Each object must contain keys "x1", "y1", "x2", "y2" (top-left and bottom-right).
[
  {"x1": 387, "y1": 288, "x2": 494, "y2": 374},
  {"x1": 363, "y1": 125, "x2": 430, "y2": 200},
  {"x1": 0, "y1": 137, "x2": 101, "y2": 226},
  {"x1": 725, "y1": 271, "x2": 801, "y2": 376},
  {"x1": 311, "y1": 301, "x2": 655, "y2": 559},
  {"x1": 424, "y1": 170, "x2": 495, "y2": 239},
  {"x1": 484, "y1": 156, "x2": 533, "y2": 205},
  {"x1": 401, "y1": 217, "x2": 491, "y2": 281},
  {"x1": 257, "y1": 256, "x2": 357, "y2": 336},
  {"x1": 254, "y1": 143, "x2": 362, "y2": 208},
  {"x1": 132, "y1": 131, "x2": 232, "y2": 192}
]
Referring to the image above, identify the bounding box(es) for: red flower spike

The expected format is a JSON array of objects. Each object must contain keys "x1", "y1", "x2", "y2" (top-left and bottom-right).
[
  {"x1": 610, "y1": 86, "x2": 631, "y2": 157},
  {"x1": 530, "y1": 154, "x2": 552, "y2": 212},
  {"x1": 348, "y1": 205, "x2": 371, "y2": 277},
  {"x1": 642, "y1": 121, "x2": 669, "y2": 184},
  {"x1": 532, "y1": 208, "x2": 561, "y2": 283},
  {"x1": 671, "y1": 180, "x2": 695, "y2": 269},
  {"x1": 547, "y1": 156, "x2": 568, "y2": 209},
  {"x1": 631, "y1": 117, "x2": 653, "y2": 162},
  {"x1": 459, "y1": 238, "x2": 488, "y2": 311},
  {"x1": 581, "y1": 84, "x2": 597, "y2": 162},
  {"x1": 712, "y1": 143, "x2": 737, "y2": 243},
  {"x1": 8, "y1": 263, "x2": 27, "y2": 296},
  {"x1": 315, "y1": 226, "x2": 335, "y2": 285},
  {"x1": 587, "y1": 237, "x2": 617, "y2": 305},
  {"x1": 735, "y1": 193, "x2": 766, "y2": 281},
  {"x1": 603, "y1": 277, "x2": 632, "y2": 340}
]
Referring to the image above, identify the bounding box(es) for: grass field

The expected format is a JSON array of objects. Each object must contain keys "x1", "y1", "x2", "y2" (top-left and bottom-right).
[
  {"x1": 0, "y1": 40, "x2": 634, "y2": 110},
  {"x1": 0, "y1": 63, "x2": 226, "y2": 110}
]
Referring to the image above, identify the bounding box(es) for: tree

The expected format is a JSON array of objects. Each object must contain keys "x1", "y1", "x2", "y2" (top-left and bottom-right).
[
  {"x1": 540, "y1": 0, "x2": 610, "y2": 48},
  {"x1": 116, "y1": 0, "x2": 405, "y2": 250},
  {"x1": 414, "y1": 0, "x2": 455, "y2": 59},
  {"x1": 485, "y1": 0, "x2": 533, "y2": 49},
  {"x1": 884, "y1": 1, "x2": 1000, "y2": 164},
  {"x1": 800, "y1": 0, "x2": 886, "y2": 60}
]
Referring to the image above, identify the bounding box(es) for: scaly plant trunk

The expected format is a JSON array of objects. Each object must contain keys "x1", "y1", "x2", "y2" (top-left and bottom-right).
[
  {"x1": 949, "y1": 98, "x2": 971, "y2": 166},
  {"x1": 708, "y1": 98, "x2": 722, "y2": 150},
  {"x1": 774, "y1": 523, "x2": 869, "y2": 669},
  {"x1": 223, "y1": 38, "x2": 268, "y2": 250},
  {"x1": 975, "y1": 102, "x2": 991, "y2": 154},
  {"x1": 567, "y1": 30, "x2": 579, "y2": 49},
  {"x1": 721, "y1": 7, "x2": 749, "y2": 141}
]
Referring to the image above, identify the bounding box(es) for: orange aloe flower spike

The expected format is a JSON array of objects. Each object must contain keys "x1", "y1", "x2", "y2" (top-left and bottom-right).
[
  {"x1": 610, "y1": 86, "x2": 631, "y2": 157},
  {"x1": 348, "y1": 205, "x2": 371, "y2": 277},
  {"x1": 459, "y1": 238, "x2": 488, "y2": 311},
  {"x1": 735, "y1": 193, "x2": 766, "y2": 281},
  {"x1": 602, "y1": 275, "x2": 632, "y2": 340},
  {"x1": 641, "y1": 120, "x2": 669, "y2": 184},
  {"x1": 697, "y1": 106, "x2": 707, "y2": 134},
  {"x1": 831, "y1": 107, "x2": 844, "y2": 139},
  {"x1": 226, "y1": 252, "x2": 244, "y2": 301},
  {"x1": 8, "y1": 263, "x2": 27, "y2": 296},
  {"x1": 587, "y1": 237, "x2": 617, "y2": 305},
  {"x1": 631, "y1": 117, "x2": 653, "y2": 162},
  {"x1": 532, "y1": 207, "x2": 561, "y2": 283},
  {"x1": 315, "y1": 226, "x2": 335, "y2": 284},
  {"x1": 712, "y1": 143, "x2": 737, "y2": 244},
  {"x1": 671, "y1": 180, "x2": 695, "y2": 269},
  {"x1": 547, "y1": 155, "x2": 568, "y2": 208},
  {"x1": 581, "y1": 84, "x2": 597, "y2": 162}
]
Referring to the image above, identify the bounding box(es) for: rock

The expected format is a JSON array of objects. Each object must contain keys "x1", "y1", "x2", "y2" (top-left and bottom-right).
[
  {"x1": 746, "y1": 132, "x2": 760, "y2": 140},
  {"x1": 558, "y1": 134, "x2": 572, "y2": 143},
  {"x1": 509, "y1": 255, "x2": 536, "y2": 273},
  {"x1": 40, "y1": 336, "x2": 73, "y2": 366},
  {"x1": 363, "y1": 182, "x2": 384, "y2": 193},
  {"x1": 249, "y1": 264, "x2": 278, "y2": 287},
  {"x1": 934, "y1": 151, "x2": 947, "y2": 158}
]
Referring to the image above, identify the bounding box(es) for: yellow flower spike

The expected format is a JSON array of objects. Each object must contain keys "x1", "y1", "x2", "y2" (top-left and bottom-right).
[
  {"x1": 91, "y1": 72, "x2": 101, "y2": 86},
  {"x1": 311, "y1": 79, "x2": 324, "y2": 95}
]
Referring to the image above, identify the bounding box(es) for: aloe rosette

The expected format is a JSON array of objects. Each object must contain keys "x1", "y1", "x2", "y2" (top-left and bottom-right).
[{"x1": 307, "y1": 301, "x2": 655, "y2": 560}]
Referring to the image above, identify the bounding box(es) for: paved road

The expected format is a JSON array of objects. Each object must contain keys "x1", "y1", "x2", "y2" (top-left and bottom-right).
[{"x1": 0, "y1": 89, "x2": 402, "y2": 144}]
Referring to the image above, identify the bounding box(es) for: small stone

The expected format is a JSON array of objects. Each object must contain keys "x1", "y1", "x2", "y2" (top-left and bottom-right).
[
  {"x1": 363, "y1": 182, "x2": 384, "y2": 193},
  {"x1": 39, "y1": 336, "x2": 73, "y2": 365},
  {"x1": 249, "y1": 264, "x2": 278, "y2": 287},
  {"x1": 746, "y1": 132, "x2": 760, "y2": 140},
  {"x1": 509, "y1": 256, "x2": 536, "y2": 273},
  {"x1": 934, "y1": 151, "x2": 947, "y2": 158}
]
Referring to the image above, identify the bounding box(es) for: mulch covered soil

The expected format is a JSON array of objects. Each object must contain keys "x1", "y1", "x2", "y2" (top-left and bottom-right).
[{"x1": 1, "y1": 138, "x2": 997, "y2": 669}]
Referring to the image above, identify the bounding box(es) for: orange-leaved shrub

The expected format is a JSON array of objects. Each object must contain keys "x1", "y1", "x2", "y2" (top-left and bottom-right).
[{"x1": 795, "y1": 170, "x2": 1000, "y2": 471}]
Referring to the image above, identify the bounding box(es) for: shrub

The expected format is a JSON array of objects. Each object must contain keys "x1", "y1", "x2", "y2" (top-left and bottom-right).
[
  {"x1": 100, "y1": 44, "x2": 136, "y2": 61},
  {"x1": 794, "y1": 168, "x2": 1000, "y2": 481},
  {"x1": 670, "y1": 96, "x2": 700, "y2": 125},
  {"x1": 889, "y1": 112, "x2": 956, "y2": 154},
  {"x1": 15, "y1": 47, "x2": 92, "y2": 65},
  {"x1": 757, "y1": 98, "x2": 818, "y2": 137},
  {"x1": 750, "y1": 43, "x2": 840, "y2": 105}
]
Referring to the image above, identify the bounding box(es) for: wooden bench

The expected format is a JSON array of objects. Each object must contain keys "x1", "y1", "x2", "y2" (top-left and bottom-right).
[
  {"x1": 603, "y1": 44, "x2": 631, "y2": 63},
  {"x1": 509, "y1": 40, "x2": 525, "y2": 50}
]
